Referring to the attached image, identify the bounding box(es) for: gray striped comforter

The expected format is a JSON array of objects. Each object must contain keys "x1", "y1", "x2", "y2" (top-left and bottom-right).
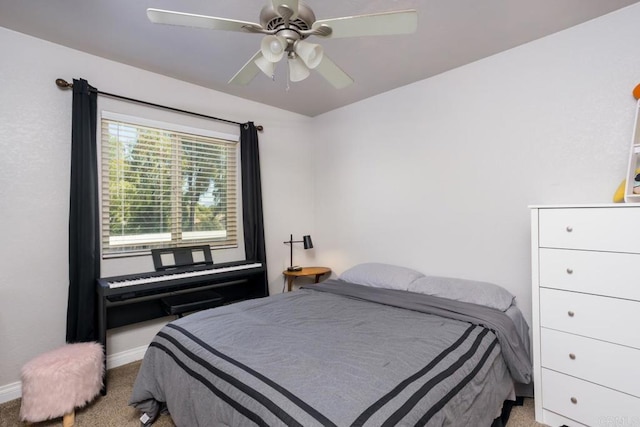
[{"x1": 130, "y1": 280, "x2": 531, "y2": 426}]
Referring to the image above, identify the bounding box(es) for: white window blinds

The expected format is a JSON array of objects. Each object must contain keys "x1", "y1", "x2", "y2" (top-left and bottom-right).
[{"x1": 100, "y1": 115, "x2": 238, "y2": 256}]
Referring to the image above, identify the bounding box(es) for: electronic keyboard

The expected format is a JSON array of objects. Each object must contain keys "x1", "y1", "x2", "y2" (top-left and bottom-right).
[{"x1": 100, "y1": 262, "x2": 263, "y2": 289}]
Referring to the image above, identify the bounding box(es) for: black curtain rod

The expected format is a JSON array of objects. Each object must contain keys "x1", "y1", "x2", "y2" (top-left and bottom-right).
[{"x1": 55, "y1": 78, "x2": 263, "y2": 131}]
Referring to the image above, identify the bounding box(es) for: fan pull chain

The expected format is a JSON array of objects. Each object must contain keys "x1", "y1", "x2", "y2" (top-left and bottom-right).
[{"x1": 286, "y1": 60, "x2": 291, "y2": 92}]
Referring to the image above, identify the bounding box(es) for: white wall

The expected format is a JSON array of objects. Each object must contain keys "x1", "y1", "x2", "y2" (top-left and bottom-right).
[
  {"x1": 310, "y1": 4, "x2": 640, "y2": 329},
  {"x1": 0, "y1": 27, "x2": 314, "y2": 394}
]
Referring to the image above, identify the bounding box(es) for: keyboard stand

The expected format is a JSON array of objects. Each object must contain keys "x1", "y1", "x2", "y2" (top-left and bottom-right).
[{"x1": 161, "y1": 289, "x2": 224, "y2": 318}]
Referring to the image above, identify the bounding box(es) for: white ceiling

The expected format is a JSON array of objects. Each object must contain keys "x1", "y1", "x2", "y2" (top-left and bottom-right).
[{"x1": 1, "y1": 0, "x2": 638, "y2": 117}]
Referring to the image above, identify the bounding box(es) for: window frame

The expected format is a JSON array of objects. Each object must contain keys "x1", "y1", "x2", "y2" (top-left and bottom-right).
[{"x1": 99, "y1": 111, "x2": 240, "y2": 258}]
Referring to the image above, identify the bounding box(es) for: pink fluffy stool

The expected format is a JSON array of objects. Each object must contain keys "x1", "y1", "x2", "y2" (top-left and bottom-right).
[{"x1": 20, "y1": 342, "x2": 104, "y2": 426}]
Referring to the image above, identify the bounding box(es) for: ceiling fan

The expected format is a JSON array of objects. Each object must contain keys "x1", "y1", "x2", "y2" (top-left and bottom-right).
[{"x1": 147, "y1": 1, "x2": 418, "y2": 89}]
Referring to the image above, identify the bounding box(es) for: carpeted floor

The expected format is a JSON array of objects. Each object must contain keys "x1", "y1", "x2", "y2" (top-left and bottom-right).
[{"x1": 0, "y1": 361, "x2": 544, "y2": 426}]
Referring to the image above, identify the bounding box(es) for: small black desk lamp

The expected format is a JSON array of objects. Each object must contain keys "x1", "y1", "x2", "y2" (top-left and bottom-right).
[{"x1": 284, "y1": 234, "x2": 313, "y2": 271}]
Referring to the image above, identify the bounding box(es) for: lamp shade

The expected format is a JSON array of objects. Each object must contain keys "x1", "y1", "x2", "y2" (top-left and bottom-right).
[
  {"x1": 294, "y1": 40, "x2": 324, "y2": 69},
  {"x1": 288, "y1": 56, "x2": 310, "y2": 82},
  {"x1": 254, "y1": 55, "x2": 276, "y2": 78},
  {"x1": 260, "y1": 35, "x2": 287, "y2": 62},
  {"x1": 303, "y1": 235, "x2": 313, "y2": 249}
]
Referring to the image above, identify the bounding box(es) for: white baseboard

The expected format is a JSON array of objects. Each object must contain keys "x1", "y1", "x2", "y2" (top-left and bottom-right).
[
  {"x1": 0, "y1": 381, "x2": 21, "y2": 405},
  {"x1": 105, "y1": 344, "x2": 148, "y2": 370},
  {"x1": 0, "y1": 345, "x2": 148, "y2": 405}
]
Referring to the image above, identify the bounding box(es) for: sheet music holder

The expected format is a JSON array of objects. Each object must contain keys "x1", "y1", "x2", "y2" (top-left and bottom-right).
[{"x1": 151, "y1": 245, "x2": 213, "y2": 271}]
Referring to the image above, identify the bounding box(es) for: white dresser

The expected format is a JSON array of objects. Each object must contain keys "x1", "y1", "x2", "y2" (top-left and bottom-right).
[{"x1": 531, "y1": 205, "x2": 640, "y2": 427}]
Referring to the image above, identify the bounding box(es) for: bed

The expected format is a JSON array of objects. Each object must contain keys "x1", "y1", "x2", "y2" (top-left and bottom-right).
[{"x1": 130, "y1": 263, "x2": 532, "y2": 426}]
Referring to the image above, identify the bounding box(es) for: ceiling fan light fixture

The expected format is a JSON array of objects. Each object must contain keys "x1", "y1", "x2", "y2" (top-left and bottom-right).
[
  {"x1": 288, "y1": 55, "x2": 310, "y2": 82},
  {"x1": 255, "y1": 55, "x2": 276, "y2": 79},
  {"x1": 294, "y1": 40, "x2": 323, "y2": 69},
  {"x1": 147, "y1": 3, "x2": 417, "y2": 90},
  {"x1": 260, "y1": 35, "x2": 287, "y2": 62}
]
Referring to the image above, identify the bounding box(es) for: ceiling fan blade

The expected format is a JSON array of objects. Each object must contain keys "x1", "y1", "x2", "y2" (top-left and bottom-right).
[
  {"x1": 312, "y1": 10, "x2": 417, "y2": 38},
  {"x1": 228, "y1": 51, "x2": 263, "y2": 85},
  {"x1": 272, "y1": 0, "x2": 299, "y2": 20},
  {"x1": 147, "y1": 8, "x2": 263, "y2": 33},
  {"x1": 314, "y1": 55, "x2": 353, "y2": 89}
]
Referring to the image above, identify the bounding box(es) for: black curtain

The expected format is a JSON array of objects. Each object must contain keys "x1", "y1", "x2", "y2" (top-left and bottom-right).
[
  {"x1": 66, "y1": 79, "x2": 100, "y2": 343},
  {"x1": 240, "y1": 122, "x2": 268, "y2": 270}
]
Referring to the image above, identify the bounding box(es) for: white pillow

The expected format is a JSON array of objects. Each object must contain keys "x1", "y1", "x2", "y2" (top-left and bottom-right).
[
  {"x1": 339, "y1": 263, "x2": 425, "y2": 291},
  {"x1": 407, "y1": 276, "x2": 515, "y2": 311}
]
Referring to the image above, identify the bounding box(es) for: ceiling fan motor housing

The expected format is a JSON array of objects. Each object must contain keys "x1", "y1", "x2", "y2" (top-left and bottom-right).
[{"x1": 259, "y1": 1, "x2": 315, "y2": 45}]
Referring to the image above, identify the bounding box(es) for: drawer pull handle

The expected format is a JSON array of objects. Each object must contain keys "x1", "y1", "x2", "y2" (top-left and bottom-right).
[
  {"x1": 566, "y1": 226, "x2": 573, "y2": 232},
  {"x1": 570, "y1": 397, "x2": 578, "y2": 404},
  {"x1": 569, "y1": 353, "x2": 576, "y2": 360},
  {"x1": 566, "y1": 268, "x2": 573, "y2": 275},
  {"x1": 568, "y1": 311, "x2": 575, "y2": 317}
]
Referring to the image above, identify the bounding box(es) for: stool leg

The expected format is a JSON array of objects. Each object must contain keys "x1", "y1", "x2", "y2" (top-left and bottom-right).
[{"x1": 62, "y1": 410, "x2": 75, "y2": 427}]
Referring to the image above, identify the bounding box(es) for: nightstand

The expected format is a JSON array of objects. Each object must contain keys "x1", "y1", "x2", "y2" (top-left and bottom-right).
[{"x1": 282, "y1": 266, "x2": 331, "y2": 292}]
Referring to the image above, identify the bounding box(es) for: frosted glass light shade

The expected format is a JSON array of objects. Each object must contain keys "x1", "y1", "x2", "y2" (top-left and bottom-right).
[
  {"x1": 288, "y1": 57, "x2": 310, "y2": 82},
  {"x1": 294, "y1": 40, "x2": 323, "y2": 69},
  {"x1": 260, "y1": 35, "x2": 287, "y2": 62},
  {"x1": 255, "y1": 55, "x2": 276, "y2": 78}
]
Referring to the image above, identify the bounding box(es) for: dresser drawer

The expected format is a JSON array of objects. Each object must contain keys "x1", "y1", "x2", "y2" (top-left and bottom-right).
[
  {"x1": 539, "y1": 288, "x2": 640, "y2": 349},
  {"x1": 539, "y1": 248, "x2": 640, "y2": 301},
  {"x1": 538, "y1": 207, "x2": 640, "y2": 253},
  {"x1": 541, "y1": 328, "x2": 640, "y2": 397},
  {"x1": 541, "y1": 369, "x2": 640, "y2": 426}
]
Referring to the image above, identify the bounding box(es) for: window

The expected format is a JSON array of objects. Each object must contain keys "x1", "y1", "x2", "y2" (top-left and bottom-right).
[{"x1": 100, "y1": 112, "x2": 238, "y2": 256}]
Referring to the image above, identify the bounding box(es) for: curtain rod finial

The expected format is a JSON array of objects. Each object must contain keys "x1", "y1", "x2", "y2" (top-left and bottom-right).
[
  {"x1": 55, "y1": 78, "x2": 72, "y2": 89},
  {"x1": 256, "y1": 125, "x2": 264, "y2": 132}
]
